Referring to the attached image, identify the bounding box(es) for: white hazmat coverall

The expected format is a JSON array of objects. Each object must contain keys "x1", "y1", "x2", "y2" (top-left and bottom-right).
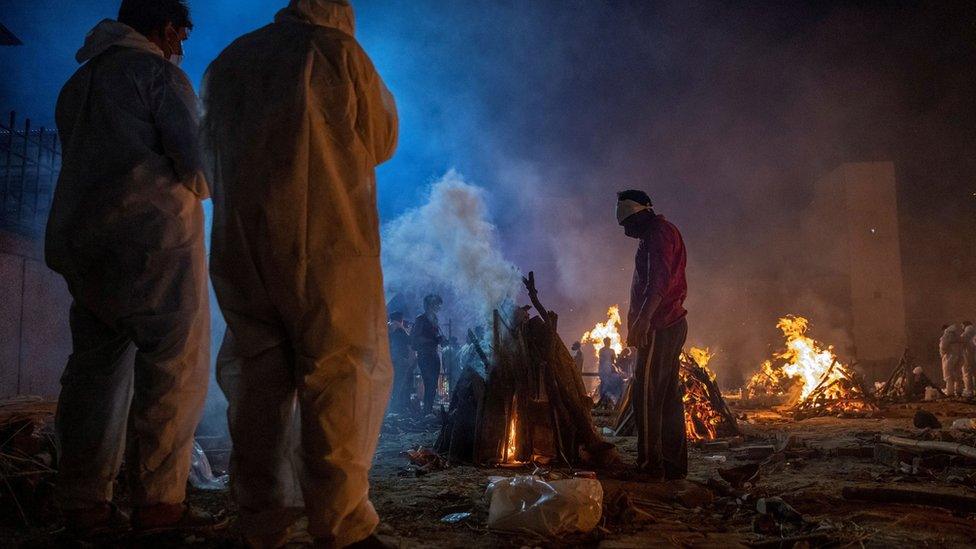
[
  {"x1": 961, "y1": 325, "x2": 976, "y2": 397},
  {"x1": 940, "y1": 325, "x2": 964, "y2": 397},
  {"x1": 202, "y1": 1, "x2": 398, "y2": 545},
  {"x1": 45, "y1": 19, "x2": 210, "y2": 509}
]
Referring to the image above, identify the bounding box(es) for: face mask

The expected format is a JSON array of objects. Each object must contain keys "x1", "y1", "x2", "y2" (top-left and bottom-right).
[
  {"x1": 166, "y1": 31, "x2": 185, "y2": 67},
  {"x1": 169, "y1": 42, "x2": 185, "y2": 66}
]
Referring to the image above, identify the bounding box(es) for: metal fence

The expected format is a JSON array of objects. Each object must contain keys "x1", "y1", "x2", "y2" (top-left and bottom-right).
[{"x1": 0, "y1": 111, "x2": 61, "y2": 236}]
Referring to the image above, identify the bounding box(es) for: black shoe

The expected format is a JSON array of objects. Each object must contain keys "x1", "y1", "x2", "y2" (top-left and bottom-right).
[{"x1": 62, "y1": 503, "x2": 131, "y2": 538}]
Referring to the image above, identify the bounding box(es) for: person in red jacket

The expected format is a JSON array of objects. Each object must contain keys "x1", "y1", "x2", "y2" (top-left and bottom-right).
[{"x1": 617, "y1": 189, "x2": 689, "y2": 480}]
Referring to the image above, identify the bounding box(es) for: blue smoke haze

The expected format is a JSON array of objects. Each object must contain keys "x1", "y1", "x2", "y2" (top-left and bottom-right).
[{"x1": 3, "y1": 1, "x2": 975, "y2": 382}]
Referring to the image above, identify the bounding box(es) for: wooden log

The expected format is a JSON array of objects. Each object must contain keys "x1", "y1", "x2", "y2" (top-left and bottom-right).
[
  {"x1": 842, "y1": 486, "x2": 976, "y2": 513},
  {"x1": 878, "y1": 434, "x2": 976, "y2": 460},
  {"x1": 879, "y1": 350, "x2": 907, "y2": 397},
  {"x1": 522, "y1": 318, "x2": 605, "y2": 455},
  {"x1": 466, "y1": 329, "x2": 490, "y2": 369},
  {"x1": 472, "y1": 311, "x2": 517, "y2": 465}
]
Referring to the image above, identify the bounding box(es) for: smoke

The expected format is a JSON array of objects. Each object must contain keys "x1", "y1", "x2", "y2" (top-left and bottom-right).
[
  {"x1": 4, "y1": 0, "x2": 974, "y2": 397},
  {"x1": 381, "y1": 170, "x2": 522, "y2": 331}
]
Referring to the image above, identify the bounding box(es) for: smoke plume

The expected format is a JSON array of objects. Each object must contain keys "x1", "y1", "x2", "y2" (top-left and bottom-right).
[{"x1": 381, "y1": 170, "x2": 522, "y2": 331}]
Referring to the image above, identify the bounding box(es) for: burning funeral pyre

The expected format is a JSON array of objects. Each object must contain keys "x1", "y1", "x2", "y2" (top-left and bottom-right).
[
  {"x1": 614, "y1": 347, "x2": 739, "y2": 441},
  {"x1": 746, "y1": 315, "x2": 876, "y2": 418},
  {"x1": 437, "y1": 273, "x2": 619, "y2": 468}
]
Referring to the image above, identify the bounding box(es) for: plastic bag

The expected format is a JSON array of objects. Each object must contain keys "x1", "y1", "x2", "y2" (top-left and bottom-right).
[
  {"x1": 951, "y1": 418, "x2": 976, "y2": 431},
  {"x1": 485, "y1": 475, "x2": 603, "y2": 536},
  {"x1": 189, "y1": 441, "x2": 229, "y2": 490}
]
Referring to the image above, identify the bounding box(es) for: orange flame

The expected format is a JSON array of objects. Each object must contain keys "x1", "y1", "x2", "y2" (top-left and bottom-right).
[
  {"x1": 746, "y1": 315, "x2": 868, "y2": 412},
  {"x1": 681, "y1": 348, "x2": 722, "y2": 441},
  {"x1": 581, "y1": 306, "x2": 625, "y2": 359},
  {"x1": 503, "y1": 401, "x2": 520, "y2": 463}
]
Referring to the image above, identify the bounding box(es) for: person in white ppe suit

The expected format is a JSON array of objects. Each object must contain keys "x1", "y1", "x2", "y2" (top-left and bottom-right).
[
  {"x1": 45, "y1": 0, "x2": 216, "y2": 535},
  {"x1": 201, "y1": 1, "x2": 398, "y2": 547},
  {"x1": 939, "y1": 324, "x2": 964, "y2": 397},
  {"x1": 960, "y1": 321, "x2": 976, "y2": 398}
]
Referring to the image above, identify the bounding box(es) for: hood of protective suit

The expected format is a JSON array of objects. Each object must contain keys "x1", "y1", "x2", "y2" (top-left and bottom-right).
[
  {"x1": 275, "y1": 0, "x2": 355, "y2": 36},
  {"x1": 76, "y1": 19, "x2": 163, "y2": 63}
]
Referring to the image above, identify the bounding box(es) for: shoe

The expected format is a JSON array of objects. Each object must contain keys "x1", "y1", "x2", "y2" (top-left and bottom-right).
[
  {"x1": 62, "y1": 502, "x2": 130, "y2": 538},
  {"x1": 132, "y1": 502, "x2": 229, "y2": 534}
]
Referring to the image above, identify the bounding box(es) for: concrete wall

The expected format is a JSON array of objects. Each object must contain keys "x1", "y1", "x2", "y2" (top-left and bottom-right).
[
  {"x1": 809, "y1": 162, "x2": 908, "y2": 382},
  {"x1": 838, "y1": 163, "x2": 907, "y2": 363},
  {"x1": 0, "y1": 231, "x2": 72, "y2": 397}
]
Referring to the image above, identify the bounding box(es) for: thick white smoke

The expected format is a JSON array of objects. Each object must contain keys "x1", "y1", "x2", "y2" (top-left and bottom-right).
[{"x1": 381, "y1": 170, "x2": 522, "y2": 332}]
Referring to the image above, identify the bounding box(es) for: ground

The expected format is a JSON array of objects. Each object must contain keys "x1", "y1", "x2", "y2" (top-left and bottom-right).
[{"x1": 3, "y1": 399, "x2": 976, "y2": 547}]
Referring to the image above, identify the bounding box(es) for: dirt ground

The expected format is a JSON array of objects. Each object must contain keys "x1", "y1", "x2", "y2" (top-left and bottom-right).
[
  {"x1": 4, "y1": 400, "x2": 976, "y2": 547},
  {"x1": 365, "y1": 400, "x2": 976, "y2": 548}
]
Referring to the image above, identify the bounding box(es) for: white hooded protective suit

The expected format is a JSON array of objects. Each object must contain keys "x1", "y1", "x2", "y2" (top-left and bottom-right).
[
  {"x1": 45, "y1": 19, "x2": 209, "y2": 509},
  {"x1": 961, "y1": 325, "x2": 976, "y2": 397},
  {"x1": 201, "y1": 1, "x2": 398, "y2": 545},
  {"x1": 940, "y1": 324, "x2": 964, "y2": 397}
]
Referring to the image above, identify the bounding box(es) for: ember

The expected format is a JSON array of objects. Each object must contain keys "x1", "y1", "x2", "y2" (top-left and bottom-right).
[
  {"x1": 615, "y1": 347, "x2": 738, "y2": 441},
  {"x1": 680, "y1": 348, "x2": 737, "y2": 441}
]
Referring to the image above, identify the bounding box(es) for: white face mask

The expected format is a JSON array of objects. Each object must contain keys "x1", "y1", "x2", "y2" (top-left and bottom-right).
[
  {"x1": 169, "y1": 41, "x2": 185, "y2": 66},
  {"x1": 616, "y1": 198, "x2": 652, "y2": 225},
  {"x1": 167, "y1": 32, "x2": 185, "y2": 67}
]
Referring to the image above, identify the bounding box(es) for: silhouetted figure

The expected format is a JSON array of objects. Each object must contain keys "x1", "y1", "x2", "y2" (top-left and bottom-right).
[{"x1": 413, "y1": 294, "x2": 447, "y2": 414}]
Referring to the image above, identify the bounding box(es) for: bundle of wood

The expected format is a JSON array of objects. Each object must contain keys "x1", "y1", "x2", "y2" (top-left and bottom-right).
[
  {"x1": 614, "y1": 354, "x2": 739, "y2": 441},
  {"x1": 792, "y1": 360, "x2": 878, "y2": 420},
  {"x1": 0, "y1": 396, "x2": 58, "y2": 527},
  {"x1": 876, "y1": 349, "x2": 943, "y2": 402},
  {"x1": 438, "y1": 272, "x2": 619, "y2": 468}
]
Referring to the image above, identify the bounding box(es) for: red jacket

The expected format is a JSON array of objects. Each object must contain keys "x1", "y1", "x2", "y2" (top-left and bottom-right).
[{"x1": 628, "y1": 215, "x2": 688, "y2": 332}]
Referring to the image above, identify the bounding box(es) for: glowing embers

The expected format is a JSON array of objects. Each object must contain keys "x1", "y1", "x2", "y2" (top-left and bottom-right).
[
  {"x1": 679, "y1": 348, "x2": 739, "y2": 441},
  {"x1": 745, "y1": 315, "x2": 876, "y2": 418},
  {"x1": 614, "y1": 347, "x2": 739, "y2": 442},
  {"x1": 581, "y1": 306, "x2": 624, "y2": 359}
]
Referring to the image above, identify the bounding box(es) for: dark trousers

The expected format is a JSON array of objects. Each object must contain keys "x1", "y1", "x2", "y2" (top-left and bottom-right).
[
  {"x1": 633, "y1": 317, "x2": 688, "y2": 478},
  {"x1": 417, "y1": 353, "x2": 442, "y2": 414},
  {"x1": 390, "y1": 359, "x2": 413, "y2": 412}
]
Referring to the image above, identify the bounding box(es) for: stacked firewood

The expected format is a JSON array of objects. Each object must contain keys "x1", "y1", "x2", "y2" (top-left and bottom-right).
[
  {"x1": 791, "y1": 360, "x2": 878, "y2": 420},
  {"x1": 0, "y1": 396, "x2": 58, "y2": 528},
  {"x1": 614, "y1": 354, "x2": 739, "y2": 441},
  {"x1": 438, "y1": 272, "x2": 619, "y2": 468}
]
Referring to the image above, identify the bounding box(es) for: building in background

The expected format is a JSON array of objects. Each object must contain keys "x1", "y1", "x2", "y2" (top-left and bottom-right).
[{"x1": 808, "y1": 163, "x2": 907, "y2": 381}]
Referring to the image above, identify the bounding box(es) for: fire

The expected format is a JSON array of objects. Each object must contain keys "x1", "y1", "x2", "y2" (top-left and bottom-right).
[
  {"x1": 581, "y1": 306, "x2": 624, "y2": 359},
  {"x1": 774, "y1": 316, "x2": 844, "y2": 401},
  {"x1": 503, "y1": 401, "x2": 519, "y2": 463},
  {"x1": 688, "y1": 346, "x2": 714, "y2": 370},
  {"x1": 681, "y1": 348, "x2": 722, "y2": 441},
  {"x1": 745, "y1": 315, "x2": 874, "y2": 417},
  {"x1": 746, "y1": 315, "x2": 839, "y2": 401}
]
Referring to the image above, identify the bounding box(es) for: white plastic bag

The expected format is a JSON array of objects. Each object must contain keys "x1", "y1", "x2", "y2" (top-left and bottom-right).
[
  {"x1": 950, "y1": 418, "x2": 976, "y2": 431},
  {"x1": 189, "y1": 441, "x2": 229, "y2": 490},
  {"x1": 485, "y1": 475, "x2": 603, "y2": 536}
]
